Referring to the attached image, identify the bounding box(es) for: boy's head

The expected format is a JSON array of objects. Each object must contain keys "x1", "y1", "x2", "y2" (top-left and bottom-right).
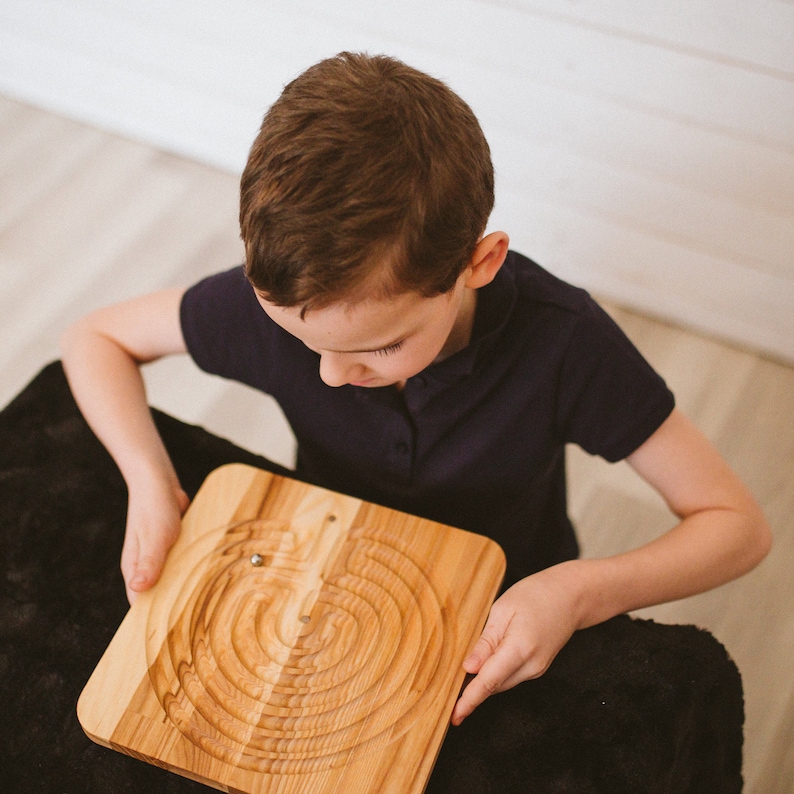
[{"x1": 240, "y1": 51, "x2": 495, "y2": 310}]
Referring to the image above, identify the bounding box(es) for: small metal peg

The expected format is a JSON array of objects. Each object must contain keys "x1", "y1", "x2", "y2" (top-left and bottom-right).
[{"x1": 250, "y1": 553, "x2": 263, "y2": 567}]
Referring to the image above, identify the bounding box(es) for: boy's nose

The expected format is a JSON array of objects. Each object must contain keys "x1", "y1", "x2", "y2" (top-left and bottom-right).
[{"x1": 318, "y1": 353, "x2": 361, "y2": 387}]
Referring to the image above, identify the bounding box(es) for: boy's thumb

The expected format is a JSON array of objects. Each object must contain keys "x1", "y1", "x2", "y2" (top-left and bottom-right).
[
  {"x1": 463, "y1": 631, "x2": 499, "y2": 673},
  {"x1": 129, "y1": 551, "x2": 164, "y2": 592}
]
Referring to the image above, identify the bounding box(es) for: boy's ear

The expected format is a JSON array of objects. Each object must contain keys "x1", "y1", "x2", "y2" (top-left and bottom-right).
[{"x1": 465, "y1": 231, "x2": 510, "y2": 289}]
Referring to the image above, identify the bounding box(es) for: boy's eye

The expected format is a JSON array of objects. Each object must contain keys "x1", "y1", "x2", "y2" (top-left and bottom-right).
[{"x1": 374, "y1": 342, "x2": 403, "y2": 357}]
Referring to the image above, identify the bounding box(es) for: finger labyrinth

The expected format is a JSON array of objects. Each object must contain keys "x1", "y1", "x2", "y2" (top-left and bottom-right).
[{"x1": 145, "y1": 517, "x2": 456, "y2": 774}]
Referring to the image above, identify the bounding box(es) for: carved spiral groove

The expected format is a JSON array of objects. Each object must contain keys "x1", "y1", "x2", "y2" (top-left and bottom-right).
[{"x1": 146, "y1": 518, "x2": 455, "y2": 774}]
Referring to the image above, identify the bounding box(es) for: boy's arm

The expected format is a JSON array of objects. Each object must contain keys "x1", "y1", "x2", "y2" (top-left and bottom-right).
[
  {"x1": 60, "y1": 289, "x2": 189, "y2": 604},
  {"x1": 452, "y1": 408, "x2": 772, "y2": 725}
]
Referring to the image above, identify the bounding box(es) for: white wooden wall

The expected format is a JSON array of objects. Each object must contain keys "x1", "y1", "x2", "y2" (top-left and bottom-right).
[{"x1": 1, "y1": 0, "x2": 792, "y2": 363}]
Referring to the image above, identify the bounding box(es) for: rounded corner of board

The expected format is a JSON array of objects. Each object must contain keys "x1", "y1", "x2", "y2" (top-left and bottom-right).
[
  {"x1": 75, "y1": 688, "x2": 104, "y2": 743},
  {"x1": 204, "y1": 461, "x2": 262, "y2": 480},
  {"x1": 198, "y1": 463, "x2": 277, "y2": 493},
  {"x1": 489, "y1": 538, "x2": 508, "y2": 571}
]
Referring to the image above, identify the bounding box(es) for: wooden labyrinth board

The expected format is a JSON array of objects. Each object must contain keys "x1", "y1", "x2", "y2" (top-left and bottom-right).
[{"x1": 78, "y1": 464, "x2": 506, "y2": 793}]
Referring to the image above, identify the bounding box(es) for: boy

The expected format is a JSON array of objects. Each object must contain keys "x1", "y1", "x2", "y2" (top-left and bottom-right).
[{"x1": 60, "y1": 52, "x2": 770, "y2": 727}]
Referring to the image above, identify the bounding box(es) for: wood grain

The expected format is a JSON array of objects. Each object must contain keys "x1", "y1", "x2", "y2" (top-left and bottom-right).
[{"x1": 77, "y1": 464, "x2": 506, "y2": 793}]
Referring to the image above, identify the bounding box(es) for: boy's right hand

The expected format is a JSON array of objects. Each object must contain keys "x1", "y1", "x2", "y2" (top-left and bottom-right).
[
  {"x1": 59, "y1": 287, "x2": 192, "y2": 605},
  {"x1": 121, "y1": 479, "x2": 190, "y2": 605}
]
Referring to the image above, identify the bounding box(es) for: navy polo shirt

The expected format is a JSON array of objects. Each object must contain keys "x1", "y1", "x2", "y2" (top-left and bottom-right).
[{"x1": 180, "y1": 251, "x2": 674, "y2": 588}]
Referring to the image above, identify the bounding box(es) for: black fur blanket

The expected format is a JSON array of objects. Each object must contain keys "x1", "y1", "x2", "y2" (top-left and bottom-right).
[{"x1": 0, "y1": 363, "x2": 744, "y2": 792}]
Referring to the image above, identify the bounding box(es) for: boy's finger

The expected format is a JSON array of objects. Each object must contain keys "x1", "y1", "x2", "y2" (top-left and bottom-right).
[
  {"x1": 451, "y1": 645, "x2": 520, "y2": 725},
  {"x1": 176, "y1": 488, "x2": 190, "y2": 514},
  {"x1": 462, "y1": 633, "x2": 498, "y2": 673},
  {"x1": 129, "y1": 549, "x2": 166, "y2": 592},
  {"x1": 451, "y1": 671, "x2": 501, "y2": 725},
  {"x1": 120, "y1": 534, "x2": 140, "y2": 599}
]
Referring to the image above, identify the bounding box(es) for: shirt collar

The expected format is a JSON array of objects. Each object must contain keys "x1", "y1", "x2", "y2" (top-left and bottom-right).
[{"x1": 406, "y1": 255, "x2": 518, "y2": 388}]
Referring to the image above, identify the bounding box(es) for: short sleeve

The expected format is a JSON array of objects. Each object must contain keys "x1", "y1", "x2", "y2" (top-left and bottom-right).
[
  {"x1": 554, "y1": 300, "x2": 675, "y2": 462},
  {"x1": 179, "y1": 265, "x2": 275, "y2": 392}
]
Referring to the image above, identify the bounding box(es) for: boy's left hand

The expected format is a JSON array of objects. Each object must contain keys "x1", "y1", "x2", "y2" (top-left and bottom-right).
[
  {"x1": 451, "y1": 561, "x2": 583, "y2": 726},
  {"x1": 450, "y1": 409, "x2": 773, "y2": 726}
]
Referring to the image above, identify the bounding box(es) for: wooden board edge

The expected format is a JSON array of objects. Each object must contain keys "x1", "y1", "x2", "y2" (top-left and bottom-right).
[
  {"x1": 76, "y1": 597, "x2": 149, "y2": 740},
  {"x1": 412, "y1": 538, "x2": 506, "y2": 794}
]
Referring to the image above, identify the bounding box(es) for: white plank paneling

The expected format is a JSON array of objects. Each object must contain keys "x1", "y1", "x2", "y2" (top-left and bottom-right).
[
  {"x1": 0, "y1": 0, "x2": 791, "y2": 363},
  {"x1": 2, "y1": 0, "x2": 791, "y2": 161},
  {"x1": 0, "y1": 11, "x2": 261, "y2": 169},
  {"x1": 493, "y1": 188, "x2": 794, "y2": 358},
  {"x1": 492, "y1": 126, "x2": 791, "y2": 279},
  {"x1": 462, "y1": 62, "x2": 794, "y2": 216},
  {"x1": 307, "y1": 0, "x2": 794, "y2": 148},
  {"x1": 490, "y1": 0, "x2": 794, "y2": 75}
]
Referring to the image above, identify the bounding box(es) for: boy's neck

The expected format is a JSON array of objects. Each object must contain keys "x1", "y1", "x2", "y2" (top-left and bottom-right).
[{"x1": 435, "y1": 287, "x2": 478, "y2": 363}]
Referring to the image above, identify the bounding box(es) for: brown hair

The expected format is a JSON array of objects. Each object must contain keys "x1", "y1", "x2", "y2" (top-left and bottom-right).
[{"x1": 239, "y1": 52, "x2": 494, "y2": 309}]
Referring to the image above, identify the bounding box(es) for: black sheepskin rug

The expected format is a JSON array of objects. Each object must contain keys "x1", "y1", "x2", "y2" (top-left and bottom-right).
[{"x1": 0, "y1": 362, "x2": 744, "y2": 793}]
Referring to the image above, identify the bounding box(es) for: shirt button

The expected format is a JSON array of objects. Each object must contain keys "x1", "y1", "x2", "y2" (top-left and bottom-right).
[{"x1": 395, "y1": 442, "x2": 409, "y2": 455}]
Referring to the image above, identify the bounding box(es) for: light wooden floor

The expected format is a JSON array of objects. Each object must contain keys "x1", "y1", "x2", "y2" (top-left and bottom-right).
[{"x1": 2, "y1": 94, "x2": 792, "y2": 792}]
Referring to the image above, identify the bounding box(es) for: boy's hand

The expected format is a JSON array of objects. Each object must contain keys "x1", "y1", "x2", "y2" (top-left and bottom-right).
[
  {"x1": 449, "y1": 409, "x2": 773, "y2": 727},
  {"x1": 451, "y1": 561, "x2": 583, "y2": 726},
  {"x1": 120, "y1": 479, "x2": 190, "y2": 605}
]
